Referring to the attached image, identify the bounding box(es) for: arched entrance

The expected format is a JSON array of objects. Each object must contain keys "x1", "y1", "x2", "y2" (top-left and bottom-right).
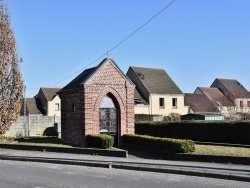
[{"x1": 99, "y1": 94, "x2": 119, "y2": 146}]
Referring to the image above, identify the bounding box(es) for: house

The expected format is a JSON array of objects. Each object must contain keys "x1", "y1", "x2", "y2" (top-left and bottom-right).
[
  {"x1": 21, "y1": 87, "x2": 61, "y2": 116},
  {"x1": 194, "y1": 87, "x2": 230, "y2": 107},
  {"x1": 35, "y1": 87, "x2": 61, "y2": 116},
  {"x1": 184, "y1": 93, "x2": 218, "y2": 114},
  {"x1": 126, "y1": 66, "x2": 189, "y2": 116},
  {"x1": 58, "y1": 58, "x2": 135, "y2": 146},
  {"x1": 210, "y1": 78, "x2": 250, "y2": 119},
  {"x1": 211, "y1": 78, "x2": 250, "y2": 108},
  {"x1": 22, "y1": 98, "x2": 44, "y2": 116},
  {"x1": 187, "y1": 78, "x2": 250, "y2": 120}
]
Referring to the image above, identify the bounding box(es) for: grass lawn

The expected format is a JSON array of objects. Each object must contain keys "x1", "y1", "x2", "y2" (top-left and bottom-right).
[
  {"x1": 3, "y1": 137, "x2": 250, "y2": 157},
  {"x1": 13, "y1": 137, "x2": 74, "y2": 148},
  {"x1": 194, "y1": 144, "x2": 250, "y2": 157}
]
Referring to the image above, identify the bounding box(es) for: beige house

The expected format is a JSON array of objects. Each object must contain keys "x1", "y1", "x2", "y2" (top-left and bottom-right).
[
  {"x1": 36, "y1": 88, "x2": 61, "y2": 116},
  {"x1": 210, "y1": 78, "x2": 250, "y2": 119},
  {"x1": 22, "y1": 87, "x2": 61, "y2": 116},
  {"x1": 126, "y1": 66, "x2": 189, "y2": 116},
  {"x1": 189, "y1": 78, "x2": 250, "y2": 119}
]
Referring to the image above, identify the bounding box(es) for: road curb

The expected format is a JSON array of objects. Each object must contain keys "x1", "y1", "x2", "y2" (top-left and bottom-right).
[
  {"x1": 122, "y1": 143, "x2": 250, "y2": 165},
  {"x1": 0, "y1": 144, "x2": 128, "y2": 158},
  {"x1": 0, "y1": 155, "x2": 249, "y2": 183}
]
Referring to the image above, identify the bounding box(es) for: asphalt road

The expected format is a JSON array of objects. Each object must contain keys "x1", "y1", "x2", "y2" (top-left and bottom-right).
[{"x1": 0, "y1": 160, "x2": 249, "y2": 188}]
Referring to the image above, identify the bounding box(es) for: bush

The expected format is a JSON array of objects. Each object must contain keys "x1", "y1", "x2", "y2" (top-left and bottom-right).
[
  {"x1": 86, "y1": 134, "x2": 114, "y2": 149},
  {"x1": 135, "y1": 121, "x2": 250, "y2": 145},
  {"x1": 169, "y1": 113, "x2": 181, "y2": 121},
  {"x1": 123, "y1": 134, "x2": 195, "y2": 153},
  {"x1": 135, "y1": 114, "x2": 154, "y2": 122}
]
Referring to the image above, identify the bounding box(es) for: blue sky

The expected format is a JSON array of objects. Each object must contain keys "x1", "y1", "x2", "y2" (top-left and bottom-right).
[{"x1": 7, "y1": 0, "x2": 250, "y2": 97}]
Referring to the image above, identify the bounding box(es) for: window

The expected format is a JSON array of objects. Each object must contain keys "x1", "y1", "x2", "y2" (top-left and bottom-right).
[
  {"x1": 72, "y1": 103, "x2": 76, "y2": 112},
  {"x1": 159, "y1": 98, "x2": 165, "y2": 108},
  {"x1": 172, "y1": 98, "x2": 177, "y2": 108},
  {"x1": 248, "y1": 101, "x2": 250, "y2": 108},
  {"x1": 55, "y1": 103, "x2": 60, "y2": 111},
  {"x1": 240, "y1": 100, "x2": 243, "y2": 108}
]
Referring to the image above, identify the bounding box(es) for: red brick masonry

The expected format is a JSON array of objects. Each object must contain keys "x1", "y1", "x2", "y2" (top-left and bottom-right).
[{"x1": 59, "y1": 59, "x2": 135, "y2": 146}]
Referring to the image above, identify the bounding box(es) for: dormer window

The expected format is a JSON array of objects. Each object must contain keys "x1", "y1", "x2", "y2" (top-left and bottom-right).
[{"x1": 138, "y1": 73, "x2": 144, "y2": 80}]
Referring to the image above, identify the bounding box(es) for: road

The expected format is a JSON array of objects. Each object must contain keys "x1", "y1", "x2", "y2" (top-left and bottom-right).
[{"x1": 0, "y1": 160, "x2": 249, "y2": 188}]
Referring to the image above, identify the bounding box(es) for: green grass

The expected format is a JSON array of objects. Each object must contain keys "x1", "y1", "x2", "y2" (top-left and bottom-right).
[
  {"x1": 3, "y1": 137, "x2": 250, "y2": 157},
  {"x1": 194, "y1": 144, "x2": 250, "y2": 157},
  {"x1": 14, "y1": 137, "x2": 74, "y2": 148}
]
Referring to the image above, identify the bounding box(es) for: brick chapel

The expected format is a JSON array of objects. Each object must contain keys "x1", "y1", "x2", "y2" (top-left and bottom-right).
[{"x1": 58, "y1": 58, "x2": 135, "y2": 146}]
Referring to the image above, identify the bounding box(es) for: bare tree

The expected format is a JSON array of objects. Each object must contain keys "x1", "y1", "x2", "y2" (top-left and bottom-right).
[{"x1": 0, "y1": 1, "x2": 23, "y2": 135}]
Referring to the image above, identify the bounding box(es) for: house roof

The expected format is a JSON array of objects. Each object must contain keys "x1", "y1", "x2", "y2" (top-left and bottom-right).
[
  {"x1": 129, "y1": 67, "x2": 183, "y2": 95},
  {"x1": 184, "y1": 93, "x2": 218, "y2": 113},
  {"x1": 26, "y1": 98, "x2": 44, "y2": 115},
  {"x1": 134, "y1": 87, "x2": 148, "y2": 105},
  {"x1": 196, "y1": 87, "x2": 230, "y2": 106},
  {"x1": 214, "y1": 78, "x2": 250, "y2": 98},
  {"x1": 59, "y1": 58, "x2": 132, "y2": 92},
  {"x1": 60, "y1": 67, "x2": 96, "y2": 91},
  {"x1": 40, "y1": 88, "x2": 61, "y2": 101}
]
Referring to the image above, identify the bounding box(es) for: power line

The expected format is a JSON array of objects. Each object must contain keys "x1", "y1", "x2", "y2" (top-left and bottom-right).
[
  {"x1": 107, "y1": 0, "x2": 176, "y2": 54},
  {"x1": 33, "y1": 0, "x2": 177, "y2": 88},
  {"x1": 46, "y1": 53, "x2": 107, "y2": 87}
]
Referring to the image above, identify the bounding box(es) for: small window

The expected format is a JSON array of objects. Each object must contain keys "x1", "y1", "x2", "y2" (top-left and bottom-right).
[
  {"x1": 248, "y1": 101, "x2": 250, "y2": 108},
  {"x1": 72, "y1": 103, "x2": 76, "y2": 112},
  {"x1": 240, "y1": 100, "x2": 243, "y2": 108},
  {"x1": 172, "y1": 98, "x2": 177, "y2": 108},
  {"x1": 55, "y1": 103, "x2": 60, "y2": 111},
  {"x1": 159, "y1": 98, "x2": 165, "y2": 108}
]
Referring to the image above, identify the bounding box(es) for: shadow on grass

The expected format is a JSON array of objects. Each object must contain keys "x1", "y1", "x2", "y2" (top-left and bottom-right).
[{"x1": 14, "y1": 137, "x2": 70, "y2": 146}]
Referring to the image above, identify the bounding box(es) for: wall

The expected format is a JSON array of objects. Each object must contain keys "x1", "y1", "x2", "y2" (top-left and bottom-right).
[
  {"x1": 5, "y1": 116, "x2": 60, "y2": 137},
  {"x1": 134, "y1": 104, "x2": 150, "y2": 114},
  {"x1": 150, "y1": 94, "x2": 189, "y2": 116},
  {"x1": 47, "y1": 95, "x2": 61, "y2": 116}
]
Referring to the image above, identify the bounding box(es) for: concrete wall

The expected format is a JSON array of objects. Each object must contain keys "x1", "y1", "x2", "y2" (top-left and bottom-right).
[{"x1": 5, "y1": 116, "x2": 61, "y2": 137}]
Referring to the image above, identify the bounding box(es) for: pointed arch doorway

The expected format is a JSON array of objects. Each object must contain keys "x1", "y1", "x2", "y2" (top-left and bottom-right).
[{"x1": 99, "y1": 94, "x2": 120, "y2": 146}]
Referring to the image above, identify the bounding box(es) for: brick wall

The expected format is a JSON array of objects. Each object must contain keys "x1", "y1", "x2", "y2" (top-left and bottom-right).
[{"x1": 59, "y1": 59, "x2": 135, "y2": 146}]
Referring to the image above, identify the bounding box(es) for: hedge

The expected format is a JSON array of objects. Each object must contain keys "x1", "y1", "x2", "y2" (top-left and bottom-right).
[
  {"x1": 135, "y1": 114, "x2": 154, "y2": 122},
  {"x1": 123, "y1": 134, "x2": 195, "y2": 153},
  {"x1": 135, "y1": 121, "x2": 250, "y2": 145},
  {"x1": 86, "y1": 134, "x2": 114, "y2": 149}
]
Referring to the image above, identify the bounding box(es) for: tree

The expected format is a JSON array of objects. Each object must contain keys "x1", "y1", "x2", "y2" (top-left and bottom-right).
[
  {"x1": 215, "y1": 91, "x2": 250, "y2": 120},
  {"x1": 0, "y1": 1, "x2": 23, "y2": 135}
]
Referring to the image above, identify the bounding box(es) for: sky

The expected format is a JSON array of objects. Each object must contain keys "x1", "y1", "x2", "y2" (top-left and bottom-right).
[{"x1": 6, "y1": 0, "x2": 250, "y2": 97}]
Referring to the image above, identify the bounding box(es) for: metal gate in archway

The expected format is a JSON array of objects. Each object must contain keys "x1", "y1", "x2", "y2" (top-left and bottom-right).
[{"x1": 99, "y1": 95, "x2": 118, "y2": 145}]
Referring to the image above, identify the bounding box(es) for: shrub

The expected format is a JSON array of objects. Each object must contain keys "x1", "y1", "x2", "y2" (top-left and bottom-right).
[
  {"x1": 169, "y1": 113, "x2": 181, "y2": 121},
  {"x1": 163, "y1": 116, "x2": 171, "y2": 121},
  {"x1": 135, "y1": 114, "x2": 154, "y2": 122},
  {"x1": 123, "y1": 134, "x2": 195, "y2": 153},
  {"x1": 135, "y1": 121, "x2": 250, "y2": 145},
  {"x1": 86, "y1": 134, "x2": 114, "y2": 149}
]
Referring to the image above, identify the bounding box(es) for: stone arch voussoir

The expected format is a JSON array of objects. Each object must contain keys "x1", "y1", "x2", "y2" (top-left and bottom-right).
[{"x1": 94, "y1": 86, "x2": 125, "y2": 113}]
